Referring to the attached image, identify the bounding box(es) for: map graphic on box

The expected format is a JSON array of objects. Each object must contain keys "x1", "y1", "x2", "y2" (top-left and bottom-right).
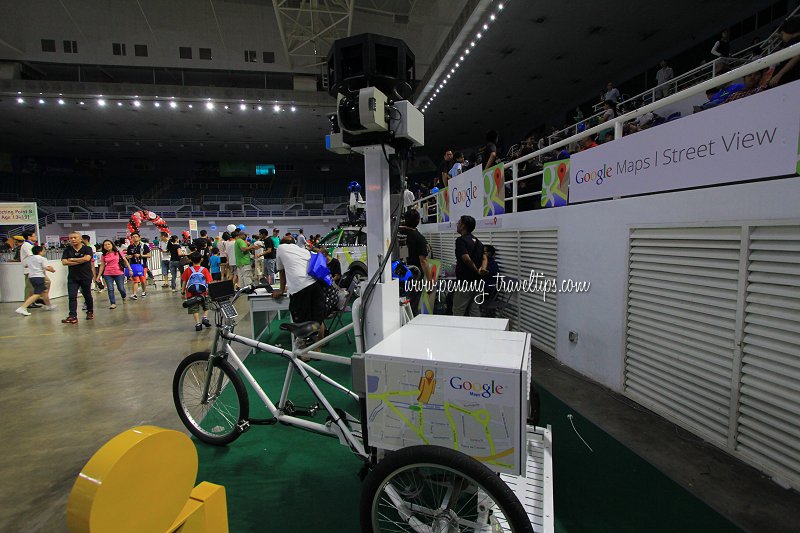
[{"x1": 365, "y1": 359, "x2": 523, "y2": 475}]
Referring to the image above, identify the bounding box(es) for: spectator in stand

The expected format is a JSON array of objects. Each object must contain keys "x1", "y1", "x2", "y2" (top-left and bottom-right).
[
  {"x1": 483, "y1": 130, "x2": 499, "y2": 170},
  {"x1": 579, "y1": 135, "x2": 599, "y2": 151},
  {"x1": 655, "y1": 60, "x2": 674, "y2": 99},
  {"x1": 604, "y1": 82, "x2": 621, "y2": 103},
  {"x1": 157, "y1": 232, "x2": 171, "y2": 288},
  {"x1": 61, "y1": 231, "x2": 94, "y2": 324},
  {"x1": 181, "y1": 253, "x2": 212, "y2": 332},
  {"x1": 16, "y1": 245, "x2": 56, "y2": 316},
  {"x1": 573, "y1": 107, "x2": 584, "y2": 125},
  {"x1": 449, "y1": 153, "x2": 466, "y2": 179},
  {"x1": 770, "y1": 17, "x2": 800, "y2": 87},
  {"x1": 598, "y1": 100, "x2": 617, "y2": 142},
  {"x1": 126, "y1": 232, "x2": 150, "y2": 299},
  {"x1": 439, "y1": 150, "x2": 454, "y2": 187},
  {"x1": 209, "y1": 247, "x2": 222, "y2": 281},
  {"x1": 167, "y1": 234, "x2": 184, "y2": 292},
  {"x1": 710, "y1": 30, "x2": 731, "y2": 59},
  {"x1": 96, "y1": 239, "x2": 130, "y2": 309}
]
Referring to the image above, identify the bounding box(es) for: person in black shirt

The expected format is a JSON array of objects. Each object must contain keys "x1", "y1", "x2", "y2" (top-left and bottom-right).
[
  {"x1": 771, "y1": 17, "x2": 800, "y2": 87},
  {"x1": 439, "y1": 149, "x2": 454, "y2": 187},
  {"x1": 126, "y1": 232, "x2": 151, "y2": 299},
  {"x1": 61, "y1": 231, "x2": 95, "y2": 323},
  {"x1": 400, "y1": 209, "x2": 432, "y2": 315},
  {"x1": 482, "y1": 130, "x2": 498, "y2": 170},
  {"x1": 453, "y1": 215, "x2": 486, "y2": 317},
  {"x1": 166, "y1": 235, "x2": 184, "y2": 292}
]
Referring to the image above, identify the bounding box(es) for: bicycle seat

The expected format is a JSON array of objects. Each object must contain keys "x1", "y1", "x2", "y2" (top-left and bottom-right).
[{"x1": 280, "y1": 321, "x2": 320, "y2": 338}]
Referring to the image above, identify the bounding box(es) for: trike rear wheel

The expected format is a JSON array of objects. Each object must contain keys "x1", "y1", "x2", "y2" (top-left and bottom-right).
[
  {"x1": 361, "y1": 445, "x2": 533, "y2": 532},
  {"x1": 173, "y1": 351, "x2": 249, "y2": 445}
]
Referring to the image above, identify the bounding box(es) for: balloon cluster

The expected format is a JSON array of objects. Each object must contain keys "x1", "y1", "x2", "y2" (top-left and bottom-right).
[
  {"x1": 347, "y1": 181, "x2": 362, "y2": 193},
  {"x1": 226, "y1": 223, "x2": 246, "y2": 232},
  {"x1": 127, "y1": 210, "x2": 170, "y2": 238}
]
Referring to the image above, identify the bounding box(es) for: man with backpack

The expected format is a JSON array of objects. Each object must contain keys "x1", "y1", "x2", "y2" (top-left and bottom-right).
[{"x1": 181, "y1": 253, "x2": 212, "y2": 331}]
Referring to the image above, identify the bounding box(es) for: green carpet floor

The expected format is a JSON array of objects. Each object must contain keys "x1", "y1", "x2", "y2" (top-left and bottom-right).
[{"x1": 193, "y1": 314, "x2": 740, "y2": 532}]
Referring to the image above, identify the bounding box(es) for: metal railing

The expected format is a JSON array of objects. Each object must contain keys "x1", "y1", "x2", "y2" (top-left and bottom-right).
[
  {"x1": 43, "y1": 209, "x2": 346, "y2": 222},
  {"x1": 413, "y1": 42, "x2": 800, "y2": 220}
]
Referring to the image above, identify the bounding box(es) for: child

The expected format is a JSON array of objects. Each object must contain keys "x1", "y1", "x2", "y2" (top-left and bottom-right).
[
  {"x1": 16, "y1": 245, "x2": 56, "y2": 316},
  {"x1": 181, "y1": 253, "x2": 212, "y2": 331},
  {"x1": 209, "y1": 247, "x2": 222, "y2": 281}
]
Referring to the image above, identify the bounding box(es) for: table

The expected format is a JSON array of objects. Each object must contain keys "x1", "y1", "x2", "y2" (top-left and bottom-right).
[{"x1": 247, "y1": 289, "x2": 290, "y2": 351}]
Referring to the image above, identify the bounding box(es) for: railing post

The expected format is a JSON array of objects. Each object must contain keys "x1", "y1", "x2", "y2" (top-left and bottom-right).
[
  {"x1": 512, "y1": 162, "x2": 518, "y2": 214},
  {"x1": 614, "y1": 121, "x2": 623, "y2": 140},
  {"x1": 712, "y1": 60, "x2": 716, "y2": 78}
]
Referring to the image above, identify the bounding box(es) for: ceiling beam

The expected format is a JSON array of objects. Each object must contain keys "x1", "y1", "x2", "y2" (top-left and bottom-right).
[{"x1": 272, "y1": 0, "x2": 293, "y2": 68}]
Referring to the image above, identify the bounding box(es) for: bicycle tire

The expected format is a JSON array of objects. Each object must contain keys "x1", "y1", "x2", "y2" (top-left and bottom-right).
[
  {"x1": 360, "y1": 445, "x2": 533, "y2": 533},
  {"x1": 173, "y1": 351, "x2": 249, "y2": 445}
]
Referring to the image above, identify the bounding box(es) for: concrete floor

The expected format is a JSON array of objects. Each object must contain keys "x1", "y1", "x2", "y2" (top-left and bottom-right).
[{"x1": 1, "y1": 286, "x2": 798, "y2": 532}]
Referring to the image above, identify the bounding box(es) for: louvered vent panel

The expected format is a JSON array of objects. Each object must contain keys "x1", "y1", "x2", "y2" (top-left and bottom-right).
[
  {"x1": 738, "y1": 225, "x2": 800, "y2": 488},
  {"x1": 625, "y1": 226, "x2": 741, "y2": 445},
  {"x1": 518, "y1": 230, "x2": 558, "y2": 354}
]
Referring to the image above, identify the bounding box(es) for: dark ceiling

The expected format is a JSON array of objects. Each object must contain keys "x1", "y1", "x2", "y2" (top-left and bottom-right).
[{"x1": 0, "y1": 0, "x2": 778, "y2": 166}]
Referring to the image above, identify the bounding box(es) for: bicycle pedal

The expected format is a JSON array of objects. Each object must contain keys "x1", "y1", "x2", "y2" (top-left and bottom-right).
[{"x1": 236, "y1": 420, "x2": 251, "y2": 433}]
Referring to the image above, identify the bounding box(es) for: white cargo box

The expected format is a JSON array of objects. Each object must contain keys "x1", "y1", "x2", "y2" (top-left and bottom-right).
[
  {"x1": 407, "y1": 314, "x2": 510, "y2": 331},
  {"x1": 364, "y1": 323, "x2": 531, "y2": 476}
]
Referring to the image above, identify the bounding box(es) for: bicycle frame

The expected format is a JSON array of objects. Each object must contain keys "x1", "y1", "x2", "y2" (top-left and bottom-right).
[{"x1": 200, "y1": 291, "x2": 369, "y2": 461}]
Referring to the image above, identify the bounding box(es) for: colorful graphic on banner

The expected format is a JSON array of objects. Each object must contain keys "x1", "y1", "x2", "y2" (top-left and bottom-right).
[
  {"x1": 483, "y1": 163, "x2": 506, "y2": 216},
  {"x1": 436, "y1": 189, "x2": 450, "y2": 222},
  {"x1": 542, "y1": 160, "x2": 570, "y2": 207},
  {"x1": 569, "y1": 83, "x2": 800, "y2": 203},
  {"x1": 419, "y1": 259, "x2": 442, "y2": 315}
]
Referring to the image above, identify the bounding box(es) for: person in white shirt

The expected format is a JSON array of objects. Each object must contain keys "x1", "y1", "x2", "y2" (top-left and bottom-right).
[
  {"x1": 16, "y1": 245, "x2": 56, "y2": 315},
  {"x1": 296, "y1": 229, "x2": 307, "y2": 249},
  {"x1": 19, "y1": 231, "x2": 40, "y2": 306},
  {"x1": 273, "y1": 236, "x2": 325, "y2": 339},
  {"x1": 448, "y1": 152, "x2": 466, "y2": 178},
  {"x1": 655, "y1": 60, "x2": 674, "y2": 99},
  {"x1": 225, "y1": 232, "x2": 238, "y2": 285},
  {"x1": 604, "y1": 82, "x2": 621, "y2": 103},
  {"x1": 403, "y1": 187, "x2": 416, "y2": 211}
]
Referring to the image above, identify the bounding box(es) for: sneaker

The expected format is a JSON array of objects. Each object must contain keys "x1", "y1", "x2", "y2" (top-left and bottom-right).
[
  {"x1": 109, "y1": 304, "x2": 117, "y2": 309},
  {"x1": 202, "y1": 317, "x2": 212, "y2": 328},
  {"x1": 195, "y1": 323, "x2": 203, "y2": 332},
  {"x1": 81, "y1": 304, "x2": 87, "y2": 311},
  {"x1": 172, "y1": 289, "x2": 178, "y2": 293},
  {"x1": 43, "y1": 305, "x2": 55, "y2": 311},
  {"x1": 141, "y1": 292, "x2": 147, "y2": 297},
  {"x1": 29, "y1": 303, "x2": 42, "y2": 309},
  {"x1": 86, "y1": 312, "x2": 94, "y2": 320},
  {"x1": 15, "y1": 307, "x2": 31, "y2": 316},
  {"x1": 62, "y1": 316, "x2": 78, "y2": 324},
  {"x1": 130, "y1": 295, "x2": 138, "y2": 300}
]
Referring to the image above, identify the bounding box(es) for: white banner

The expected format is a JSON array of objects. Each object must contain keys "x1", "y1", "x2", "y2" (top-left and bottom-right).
[
  {"x1": 188, "y1": 219, "x2": 198, "y2": 232},
  {"x1": 0, "y1": 202, "x2": 38, "y2": 225},
  {"x1": 45, "y1": 235, "x2": 60, "y2": 244},
  {"x1": 448, "y1": 164, "x2": 483, "y2": 221},
  {"x1": 569, "y1": 82, "x2": 800, "y2": 203}
]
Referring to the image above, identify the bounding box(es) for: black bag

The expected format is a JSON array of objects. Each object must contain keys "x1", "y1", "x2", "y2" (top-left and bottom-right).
[{"x1": 117, "y1": 251, "x2": 126, "y2": 271}]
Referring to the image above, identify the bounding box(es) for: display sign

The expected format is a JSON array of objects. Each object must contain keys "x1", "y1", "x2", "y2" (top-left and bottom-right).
[
  {"x1": 482, "y1": 163, "x2": 506, "y2": 217},
  {"x1": 188, "y1": 219, "x2": 198, "y2": 232},
  {"x1": 435, "y1": 188, "x2": 449, "y2": 223},
  {"x1": 447, "y1": 165, "x2": 483, "y2": 221},
  {"x1": 569, "y1": 82, "x2": 800, "y2": 203},
  {"x1": 45, "y1": 235, "x2": 60, "y2": 245},
  {"x1": 541, "y1": 160, "x2": 570, "y2": 207},
  {"x1": 0, "y1": 202, "x2": 38, "y2": 225}
]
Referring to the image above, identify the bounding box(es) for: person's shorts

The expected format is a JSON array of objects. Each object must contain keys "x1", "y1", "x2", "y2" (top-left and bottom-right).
[
  {"x1": 289, "y1": 282, "x2": 325, "y2": 324},
  {"x1": 211, "y1": 272, "x2": 222, "y2": 281},
  {"x1": 186, "y1": 296, "x2": 208, "y2": 314},
  {"x1": 131, "y1": 267, "x2": 147, "y2": 283},
  {"x1": 29, "y1": 277, "x2": 46, "y2": 295}
]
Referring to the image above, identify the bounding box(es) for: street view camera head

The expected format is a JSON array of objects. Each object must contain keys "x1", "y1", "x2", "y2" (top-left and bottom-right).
[{"x1": 326, "y1": 33, "x2": 424, "y2": 153}]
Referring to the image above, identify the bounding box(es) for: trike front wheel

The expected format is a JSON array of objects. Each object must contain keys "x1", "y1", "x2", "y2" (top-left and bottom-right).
[
  {"x1": 361, "y1": 445, "x2": 533, "y2": 533},
  {"x1": 173, "y1": 351, "x2": 249, "y2": 445}
]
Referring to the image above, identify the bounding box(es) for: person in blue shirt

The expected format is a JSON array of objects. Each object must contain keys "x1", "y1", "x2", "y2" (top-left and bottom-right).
[{"x1": 209, "y1": 247, "x2": 222, "y2": 281}]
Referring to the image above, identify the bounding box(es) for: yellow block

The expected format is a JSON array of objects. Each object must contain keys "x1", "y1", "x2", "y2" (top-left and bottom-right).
[
  {"x1": 169, "y1": 482, "x2": 229, "y2": 533},
  {"x1": 67, "y1": 426, "x2": 198, "y2": 533}
]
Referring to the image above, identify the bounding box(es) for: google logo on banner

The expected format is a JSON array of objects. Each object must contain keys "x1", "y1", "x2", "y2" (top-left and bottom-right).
[
  {"x1": 450, "y1": 376, "x2": 505, "y2": 398},
  {"x1": 574, "y1": 163, "x2": 613, "y2": 185},
  {"x1": 452, "y1": 181, "x2": 478, "y2": 208}
]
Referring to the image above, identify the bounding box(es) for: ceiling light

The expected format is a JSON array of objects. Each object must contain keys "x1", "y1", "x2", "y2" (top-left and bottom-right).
[
  {"x1": 447, "y1": 74, "x2": 451, "y2": 79},
  {"x1": 117, "y1": 102, "x2": 123, "y2": 107},
  {"x1": 38, "y1": 99, "x2": 45, "y2": 104},
  {"x1": 206, "y1": 102, "x2": 214, "y2": 110},
  {"x1": 456, "y1": 62, "x2": 460, "y2": 67},
  {"x1": 133, "y1": 100, "x2": 141, "y2": 107},
  {"x1": 273, "y1": 104, "x2": 280, "y2": 112},
  {"x1": 470, "y1": 41, "x2": 475, "y2": 47},
  {"x1": 154, "y1": 102, "x2": 161, "y2": 108},
  {"x1": 79, "y1": 101, "x2": 85, "y2": 105},
  {"x1": 291, "y1": 106, "x2": 296, "y2": 112},
  {"x1": 465, "y1": 48, "x2": 470, "y2": 54},
  {"x1": 483, "y1": 24, "x2": 489, "y2": 30},
  {"x1": 224, "y1": 105, "x2": 229, "y2": 110},
  {"x1": 58, "y1": 99, "x2": 65, "y2": 105},
  {"x1": 498, "y1": 3, "x2": 504, "y2": 10},
  {"x1": 188, "y1": 104, "x2": 193, "y2": 108},
  {"x1": 16, "y1": 97, "x2": 23, "y2": 104},
  {"x1": 97, "y1": 99, "x2": 106, "y2": 106},
  {"x1": 451, "y1": 68, "x2": 455, "y2": 73},
  {"x1": 240, "y1": 104, "x2": 247, "y2": 110},
  {"x1": 477, "y1": 33, "x2": 482, "y2": 39},
  {"x1": 459, "y1": 56, "x2": 464, "y2": 61},
  {"x1": 169, "y1": 101, "x2": 177, "y2": 108},
  {"x1": 490, "y1": 14, "x2": 496, "y2": 20},
  {"x1": 258, "y1": 105, "x2": 263, "y2": 111}
]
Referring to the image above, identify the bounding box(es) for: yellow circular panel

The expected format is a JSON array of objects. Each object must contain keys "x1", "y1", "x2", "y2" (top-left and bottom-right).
[{"x1": 67, "y1": 426, "x2": 198, "y2": 533}]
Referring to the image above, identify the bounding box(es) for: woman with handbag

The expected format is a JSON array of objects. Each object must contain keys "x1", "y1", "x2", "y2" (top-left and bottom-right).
[{"x1": 96, "y1": 240, "x2": 130, "y2": 309}]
